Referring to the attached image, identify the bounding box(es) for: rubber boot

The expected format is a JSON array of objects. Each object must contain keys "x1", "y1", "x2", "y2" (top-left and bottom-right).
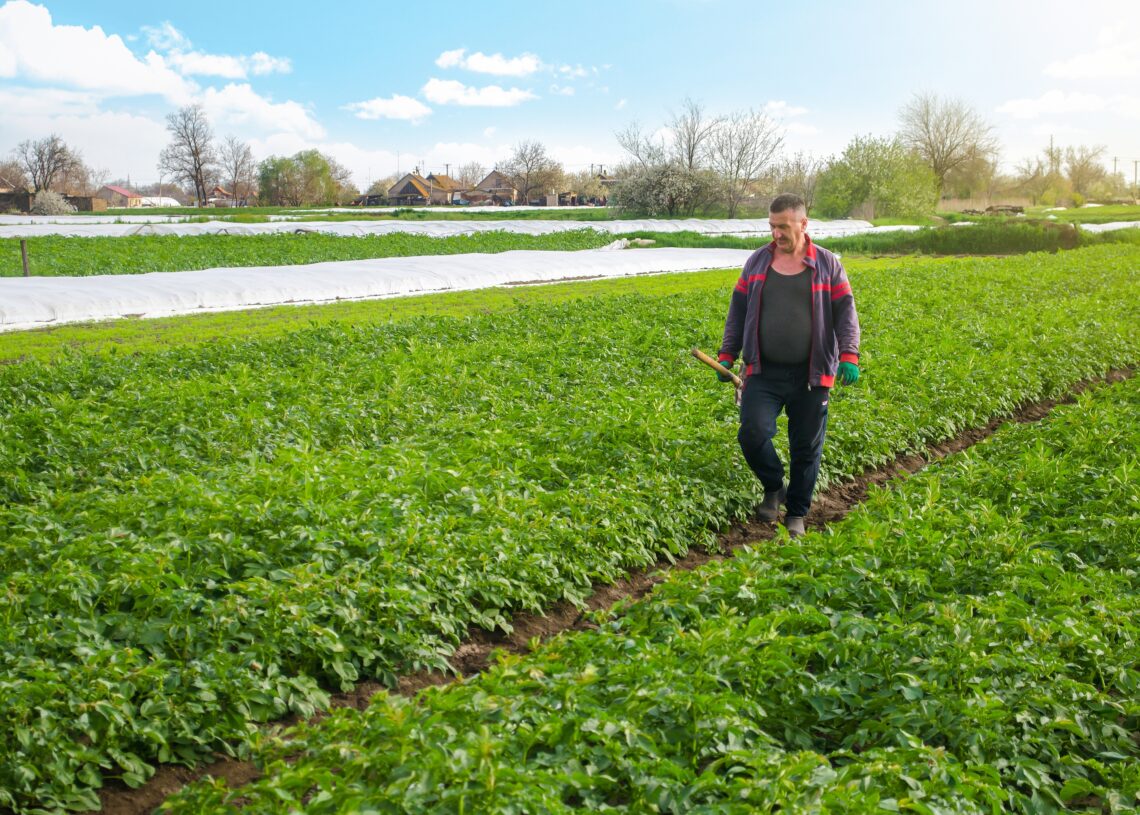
[
  {"x1": 756, "y1": 484, "x2": 787, "y2": 521},
  {"x1": 784, "y1": 515, "x2": 806, "y2": 538}
]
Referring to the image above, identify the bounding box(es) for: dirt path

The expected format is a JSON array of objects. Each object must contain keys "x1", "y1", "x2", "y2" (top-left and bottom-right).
[{"x1": 87, "y1": 368, "x2": 1133, "y2": 815}]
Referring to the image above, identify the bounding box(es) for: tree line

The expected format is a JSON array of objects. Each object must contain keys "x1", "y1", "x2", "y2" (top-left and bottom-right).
[
  {"x1": 4, "y1": 95, "x2": 1131, "y2": 213},
  {"x1": 609, "y1": 93, "x2": 1132, "y2": 219}
]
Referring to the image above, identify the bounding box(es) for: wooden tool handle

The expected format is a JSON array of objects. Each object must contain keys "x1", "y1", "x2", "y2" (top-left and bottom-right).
[{"x1": 691, "y1": 347, "x2": 743, "y2": 388}]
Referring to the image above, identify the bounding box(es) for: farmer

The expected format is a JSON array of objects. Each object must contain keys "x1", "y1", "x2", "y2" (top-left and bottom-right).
[{"x1": 717, "y1": 193, "x2": 861, "y2": 538}]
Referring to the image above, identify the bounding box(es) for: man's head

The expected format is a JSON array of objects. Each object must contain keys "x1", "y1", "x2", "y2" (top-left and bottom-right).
[{"x1": 768, "y1": 193, "x2": 808, "y2": 255}]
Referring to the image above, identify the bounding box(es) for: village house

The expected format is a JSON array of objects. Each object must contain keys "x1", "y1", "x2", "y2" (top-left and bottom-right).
[
  {"x1": 387, "y1": 171, "x2": 466, "y2": 206},
  {"x1": 96, "y1": 184, "x2": 141, "y2": 208},
  {"x1": 386, "y1": 172, "x2": 431, "y2": 206},
  {"x1": 425, "y1": 173, "x2": 463, "y2": 204},
  {"x1": 207, "y1": 185, "x2": 247, "y2": 206},
  {"x1": 468, "y1": 170, "x2": 519, "y2": 206}
]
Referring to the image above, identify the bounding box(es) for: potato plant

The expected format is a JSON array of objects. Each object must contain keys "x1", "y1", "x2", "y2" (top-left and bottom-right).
[
  {"x1": 0, "y1": 245, "x2": 1138, "y2": 811},
  {"x1": 165, "y1": 376, "x2": 1140, "y2": 814}
]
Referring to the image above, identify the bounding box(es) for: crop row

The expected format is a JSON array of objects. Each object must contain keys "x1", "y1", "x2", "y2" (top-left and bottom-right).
[
  {"x1": 163, "y1": 371, "x2": 1140, "y2": 813},
  {"x1": 1, "y1": 228, "x2": 613, "y2": 277},
  {"x1": 629, "y1": 223, "x2": 1140, "y2": 255},
  {"x1": 1, "y1": 245, "x2": 1138, "y2": 810}
]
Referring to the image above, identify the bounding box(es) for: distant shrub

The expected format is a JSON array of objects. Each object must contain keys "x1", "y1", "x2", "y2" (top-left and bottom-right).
[
  {"x1": 1071, "y1": 192, "x2": 1086, "y2": 208},
  {"x1": 30, "y1": 190, "x2": 77, "y2": 215}
]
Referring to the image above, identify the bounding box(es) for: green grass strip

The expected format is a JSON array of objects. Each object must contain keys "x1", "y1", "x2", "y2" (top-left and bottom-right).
[
  {"x1": 0, "y1": 245, "x2": 1137, "y2": 811},
  {"x1": 164, "y1": 375, "x2": 1140, "y2": 814},
  {"x1": 622, "y1": 223, "x2": 1140, "y2": 255}
]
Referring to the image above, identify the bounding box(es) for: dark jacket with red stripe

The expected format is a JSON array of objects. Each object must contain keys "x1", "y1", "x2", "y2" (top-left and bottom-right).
[{"x1": 718, "y1": 235, "x2": 860, "y2": 388}]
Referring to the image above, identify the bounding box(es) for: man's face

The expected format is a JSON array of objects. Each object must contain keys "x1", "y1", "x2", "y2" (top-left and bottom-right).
[{"x1": 769, "y1": 208, "x2": 808, "y2": 254}]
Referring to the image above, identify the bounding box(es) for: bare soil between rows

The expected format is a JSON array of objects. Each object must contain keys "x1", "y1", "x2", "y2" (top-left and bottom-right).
[{"x1": 85, "y1": 368, "x2": 1133, "y2": 815}]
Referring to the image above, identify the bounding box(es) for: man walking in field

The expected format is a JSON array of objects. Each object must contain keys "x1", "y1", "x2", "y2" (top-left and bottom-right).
[{"x1": 717, "y1": 193, "x2": 861, "y2": 537}]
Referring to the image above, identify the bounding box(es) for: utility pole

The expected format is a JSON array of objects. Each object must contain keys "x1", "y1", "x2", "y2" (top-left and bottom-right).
[
  {"x1": 1134, "y1": 160, "x2": 1138, "y2": 199},
  {"x1": 445, "y1": 163, "x2": 450, "y2": 176}
]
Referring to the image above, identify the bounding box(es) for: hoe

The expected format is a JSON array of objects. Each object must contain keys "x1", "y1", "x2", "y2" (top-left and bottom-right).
[{"x1": 691, "y1": 347, "x2": 742, "y2": 406}]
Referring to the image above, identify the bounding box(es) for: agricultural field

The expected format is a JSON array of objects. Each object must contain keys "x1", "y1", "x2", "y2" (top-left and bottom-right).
[
  {"x1": 0, "y1": 243, "x2": 1137, "y2": 812},
  {"x1": 0, "y1": 229, "x2": 615, "y2": 278},
  {"x1": 164, "y1": 372, "x2": 1140, "y2": 813}
]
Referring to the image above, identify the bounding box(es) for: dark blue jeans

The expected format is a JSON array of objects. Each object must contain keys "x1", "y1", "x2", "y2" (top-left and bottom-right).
[{"x1": 738, "y1": 362, "x2": 830, "y2": 517}]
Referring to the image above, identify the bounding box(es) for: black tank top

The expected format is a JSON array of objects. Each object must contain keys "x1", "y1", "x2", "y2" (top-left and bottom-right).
[{"x1": 760, "y1": 268, "x2": 811, "y2": 365}]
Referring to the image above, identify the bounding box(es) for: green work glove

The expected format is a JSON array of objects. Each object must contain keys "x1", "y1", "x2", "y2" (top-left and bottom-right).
[
  {"x1": 716, "y1": 359, "x2": 735, "y2": 382},
  {"x1": 837, "y1": 361, "x2": 860, "y2": 386}
]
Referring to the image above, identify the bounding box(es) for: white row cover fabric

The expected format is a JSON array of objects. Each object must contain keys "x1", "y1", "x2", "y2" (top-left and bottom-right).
[
  {"x1": 1077, "y1": 220, "x2": 1140, "y2": 233},
  {"x1": 0, "y1": 215, "x2": 901, "y2": 240},
  {"x1": 0, "y1": 246, "x2": 754, "y2": 333}
]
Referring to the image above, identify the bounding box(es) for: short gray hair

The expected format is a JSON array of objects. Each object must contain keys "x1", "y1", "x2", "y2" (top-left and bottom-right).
[{"x1": 769, "y1": 193, "x2": 807, "y2": 215}]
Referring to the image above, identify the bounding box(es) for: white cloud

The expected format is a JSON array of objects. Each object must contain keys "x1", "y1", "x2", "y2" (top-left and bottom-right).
[
  {"x1": 559, "y1": 64, "x2": 590, "y2": 78},
  {"x1": 247, "y1": 52, "x2": 290, "y2": 76},
  {"x1": 546, "y1": 142, "x2": 624, "y2": 174},
  {"x1": 550, "y1": 84, "x2": 575, "y2": 97},
  {"x1": 1045, "y1": 30, "x2": 1140, "y2": 79},
  {"x1": 0, "y1": 0, "x2": 194, "y2": 101},
  {"x1": 483, "y1": 126, "x2": 498, "y2": 138},
  {"x1": 997, "y1": 90, "x2": 1140, "y2": 120},
  {"x1": 435, "y1": 48, "x2": 466, "y2": 69},
  {"x1": 144, "y1": 20, "x2": 291, "y2": 79},
  {"x1": 785, "y1": 122, "x2": 820, "y2": 136},
  {"x1": 166, "y1": 51, "x2": 248, "y2": 79},
  {"x1": 764, "y1": 100, "x2": 808, "y2": 118},
  {"x1": 200, "y1": 83, "x2": 326, "y2": 139},
  {"x1": 0, "y1": 85, "x2": 101, "y2": 117},
  {"x1": 615, "y1": 98, "x2": 627, "y2": 110},
  {"x1": 0, "y1": 92, "x2": 171, "y2": 181},
  {"x1": 433, "y1": 48, "x2": 542, "y2": 77},
  {"x1": 141, "y1": 21, "x2": 188, "y2": 51},
  {"x1": 423, "y1": 78, "x2": 537, "y2": 107},
  {"x1": 345, "y1": 94, "x2": 432, "y2": 123}
]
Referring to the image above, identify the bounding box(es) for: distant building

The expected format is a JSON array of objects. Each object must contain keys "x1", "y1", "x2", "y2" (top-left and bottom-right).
[
  {"x1": 207, "y1": 185, "x2": 246, "y2": 206},
  {"x1": 96, "y1": 184, "x2": 141, "y2": 207},
  {"x1": 425, "y1": 173, "x2": 463, "y2": 204},
  {"x1": 387, "y1": 172, "x2": 431, "y2": 206},
  {"x1": 386, "y1": 171, "x2": 464, "y2": 206},
  {"x1": 468, "y1": 170, "x2": 519, "y2": 206}
]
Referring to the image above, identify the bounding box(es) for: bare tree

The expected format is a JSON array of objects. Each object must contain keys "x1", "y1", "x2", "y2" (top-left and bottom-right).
[
  {"x1": 669, "y1": 97, "x2": 720, "y2": 171},
  {"x1": 0, "y1": 159, "x2": 30, "y2": 191},
  {"x1": 708, "y1": 110, "x2": 784, "y2": 218},
  {"x1": 366, "y1": 174, "x2": 397, "y2": 196},
  {"x1": 615, "y1": 122, "x2": 666, "y2": 170},
  {"x1": 1064, "y1": 145, "x2": 1107, "y2": 196},
  {"x1": 158, "y1": 104, "x2": 217, "y2": 206},
  {"x1": 218, "y1": 135, "x2": 256, "y2": 204},
  {"x1": 12, "y1": 134, "x2": 82, "y2": 192},
  {"x1": 499, "y1": 140, "x2": 562, "y2": 205},
  {"x1": 899, "y1": 92, "x2": 999, "y2": 197},
  {"x1": 455, "y1": 161, "x2": 486, "y2": 190},
  {"x1": 325, "y1": 153, "x2": 357, "y2": 203},
  {"x1": 773, "y1": 151, "x2": 826, "y2": 211}
]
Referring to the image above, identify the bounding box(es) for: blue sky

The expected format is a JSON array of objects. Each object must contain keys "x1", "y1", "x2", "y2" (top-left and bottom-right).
[{"x1": 2, "y1": 0, "x2": 1138, "y2": 190}]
